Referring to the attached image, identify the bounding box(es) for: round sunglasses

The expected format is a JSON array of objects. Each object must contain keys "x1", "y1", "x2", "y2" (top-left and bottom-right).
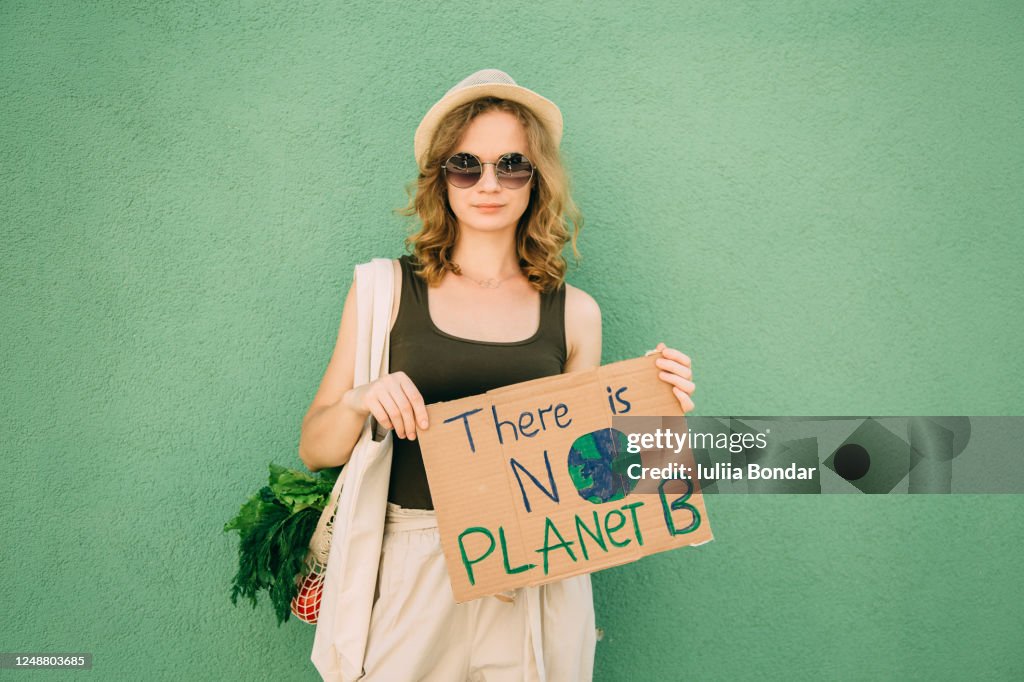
[{"x1": 441, "y1": 152, "x2": 535, "y2": 190}]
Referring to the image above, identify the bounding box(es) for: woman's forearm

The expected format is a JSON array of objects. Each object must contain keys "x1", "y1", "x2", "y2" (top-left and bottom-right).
[{"x1": 298, "y1": 394, "x2": 368, "y2": 471}]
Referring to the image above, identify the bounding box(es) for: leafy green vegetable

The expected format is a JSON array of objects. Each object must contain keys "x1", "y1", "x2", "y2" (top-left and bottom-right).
[
  {"x1": 268, "y1": 463, "x2": 337, "y2": 513},
  {"x1": 224, "y1": 462, "x2": 343, "y2": 625},
  {"x1": 224, "y1": 491, "x2": 267, "y2": 533}
]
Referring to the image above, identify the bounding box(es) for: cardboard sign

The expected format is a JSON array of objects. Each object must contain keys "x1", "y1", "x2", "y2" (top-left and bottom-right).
[{"x1": 417, "y1": 355, "x2": 714, "y2": 602}]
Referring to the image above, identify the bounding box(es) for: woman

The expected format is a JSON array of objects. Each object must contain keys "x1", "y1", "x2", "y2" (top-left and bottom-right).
[{"x1": 300, "y1": 70, "x2": 696, "y2": 681}]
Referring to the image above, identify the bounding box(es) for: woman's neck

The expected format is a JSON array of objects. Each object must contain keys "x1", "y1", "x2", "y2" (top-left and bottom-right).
[{"x1": 449, "y1": 231, "x2": 521, "y2": 280}]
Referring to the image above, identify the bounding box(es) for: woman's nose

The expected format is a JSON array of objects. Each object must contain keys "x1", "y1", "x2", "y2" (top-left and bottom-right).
[{"x1": 478, "y1": 163, "x2": 501, "y2": 191}]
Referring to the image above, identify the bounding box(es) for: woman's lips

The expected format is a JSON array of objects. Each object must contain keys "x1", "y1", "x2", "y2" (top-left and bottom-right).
[{"x1": 475, "y1": 204, "x2": 504, "y2": 212}]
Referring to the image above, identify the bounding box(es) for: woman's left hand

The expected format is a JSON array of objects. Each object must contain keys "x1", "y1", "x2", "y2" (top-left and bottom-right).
[{"x1": 650, "y1": 342, "x2": 695, "y2": 414}]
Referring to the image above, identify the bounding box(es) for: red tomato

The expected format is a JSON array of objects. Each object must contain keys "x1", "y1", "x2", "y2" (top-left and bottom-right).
[{"x1": 291, "y1": 570, "x2": 324, "y2": 623}]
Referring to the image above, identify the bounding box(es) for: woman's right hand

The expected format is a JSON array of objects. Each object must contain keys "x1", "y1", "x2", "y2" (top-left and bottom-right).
[{"x1": 342, "y1": 371, "x2": 429, "y2": 440}]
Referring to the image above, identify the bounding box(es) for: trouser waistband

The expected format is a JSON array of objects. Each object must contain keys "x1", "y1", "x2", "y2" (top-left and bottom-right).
[{"x1": 384, "y1": 501, "x2": 438, "y2": 532}]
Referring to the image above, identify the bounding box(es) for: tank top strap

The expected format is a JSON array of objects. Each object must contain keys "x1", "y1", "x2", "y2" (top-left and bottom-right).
[
  {"x1": 536, "y1": 279, "x2": 567, "y2": 360},
  {"x1": 396, "y1": 254, "x2": 432, "y2": 323}
]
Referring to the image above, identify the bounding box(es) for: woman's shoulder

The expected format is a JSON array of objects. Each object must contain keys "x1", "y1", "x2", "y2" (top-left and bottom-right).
[
  {"x1": 562, "y1": 281, "x2": 602, "y2": 369},
  {"x1": 563, "y1": 282, "x2": 601, "y2": 326}
]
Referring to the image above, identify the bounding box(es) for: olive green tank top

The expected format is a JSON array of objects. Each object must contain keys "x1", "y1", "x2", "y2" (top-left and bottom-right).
[{"x1": 387, "y1": 253, "x2": 567, "y2": 509}]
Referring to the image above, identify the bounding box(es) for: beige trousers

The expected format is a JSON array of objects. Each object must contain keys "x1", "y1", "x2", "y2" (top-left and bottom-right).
[{"x1": 359, "y1": 502, "x2": 595, "y2": 682}]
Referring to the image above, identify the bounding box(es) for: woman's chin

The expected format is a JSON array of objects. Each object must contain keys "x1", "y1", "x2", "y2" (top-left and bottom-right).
[{"x1": 457, "y1": 219, "x2": 518, "y2": 234}]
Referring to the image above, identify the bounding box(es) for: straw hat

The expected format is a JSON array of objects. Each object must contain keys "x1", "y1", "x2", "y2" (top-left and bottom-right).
[{"x1": 413, "y1": 69, "x2": 563, "y2": 168}]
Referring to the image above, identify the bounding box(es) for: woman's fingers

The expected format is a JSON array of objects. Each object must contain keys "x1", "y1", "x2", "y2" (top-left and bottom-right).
[
  {"x1": 361, "y1": 373, "x2": 428, "y2": 440},
  {"x1": 397, "y1": 373, "x2": 429, "y2": 430},
  {"x1": 659, "y1": 345, "x2": 691, "y2": 368},
  {"x1": 673, "y1": 386, "x2": 695, "y2": 414},
  {"x1": 375, "y1": 390, "x2": 408, "y2": 439},
  {"x1": 654, "y1": 344, "x2": 695, "y2": 413},
  {"x1": 659, "y1": 371, "x2": 695, "y2": 395},
  {"x1": 381, "y1": 375, "x2": 426, "y2": 440},
  {"x1": 393, "y1": 389, "x2": 420, "y2": 440},
  {"x1": 645, "y1": 342, "x2": 667, "y2": 357},
  {"x1": 367, "y1": 401, "x2": 392, "y2": 434},
  {"x1": 654, "y1": 356, "x2": 692, "y2": 380}
]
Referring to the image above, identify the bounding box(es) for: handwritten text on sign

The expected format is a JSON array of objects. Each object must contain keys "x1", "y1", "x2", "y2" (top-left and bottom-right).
[{"x1": 417, "y1": 356, "x2": 714, "y2": 602}]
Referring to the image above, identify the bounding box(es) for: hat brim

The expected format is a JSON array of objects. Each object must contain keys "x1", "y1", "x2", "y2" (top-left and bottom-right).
[{"x1": 414, "y1": 82, "x2": 563, "y2": 167}]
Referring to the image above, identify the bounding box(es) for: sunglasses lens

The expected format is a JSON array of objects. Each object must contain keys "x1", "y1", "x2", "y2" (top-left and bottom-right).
[
  {"x1": 496, "y1": 153, "x2": 533, "y2": 189},
  {"x1": 443, "y1": 153, "x2": 482, "y2": 188}
]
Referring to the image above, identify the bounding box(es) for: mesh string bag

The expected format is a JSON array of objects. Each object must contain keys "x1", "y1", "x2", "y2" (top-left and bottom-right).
[{"x1": 291, "y1": 479, "x2": 343, "y2": 623}]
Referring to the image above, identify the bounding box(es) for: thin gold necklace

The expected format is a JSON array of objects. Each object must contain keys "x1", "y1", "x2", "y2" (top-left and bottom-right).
[{"x1": 449, "y1": 261, "x2": 520, "y2": 289}]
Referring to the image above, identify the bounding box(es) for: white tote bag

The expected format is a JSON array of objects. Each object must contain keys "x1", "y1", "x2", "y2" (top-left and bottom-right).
[{"x1": 311, "y1": 258, "x2": 396, "y2": 682}]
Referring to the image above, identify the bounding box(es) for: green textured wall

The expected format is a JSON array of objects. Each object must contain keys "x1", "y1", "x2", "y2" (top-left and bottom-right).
[{"x1": 2, "y1": 1, "x2": 1022, "y2": 680}]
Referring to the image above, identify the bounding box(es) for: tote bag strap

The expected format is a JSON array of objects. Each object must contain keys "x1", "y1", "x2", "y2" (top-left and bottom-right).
[
  {"x1": 354, "y1": 258, "x2": 394, "y2": 441},
  {"x1": 312, "y1": 258, "x2": 396, "y2": 681},
  {"x1": 324, "y1": 257, "x2": 394, "y2": 501},
  {"x1": 365, "y1": 258, "x2": 393, "y2": 383},
  {"x1": 352, "y1": 258, "x2": 394, "y2": 388}
]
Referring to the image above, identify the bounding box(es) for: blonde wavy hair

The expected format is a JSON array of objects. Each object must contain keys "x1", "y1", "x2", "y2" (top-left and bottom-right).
[{"x1": 395, "y1": 96, "x2": 583, "y2": 293}]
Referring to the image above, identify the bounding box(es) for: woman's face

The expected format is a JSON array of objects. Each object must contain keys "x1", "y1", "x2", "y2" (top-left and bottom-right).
[{"x1": 444, "y1": 110, "x2": 534, "y2": 238}]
